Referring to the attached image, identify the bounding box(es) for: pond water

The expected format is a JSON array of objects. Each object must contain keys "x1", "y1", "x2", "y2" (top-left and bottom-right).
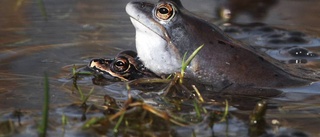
[{"x1": 1, "y1": 0, "x2": 320, "y2": 136}]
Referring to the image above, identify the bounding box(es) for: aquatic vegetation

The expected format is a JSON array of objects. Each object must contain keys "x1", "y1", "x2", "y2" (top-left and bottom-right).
[
  {"x1": 37, "y1": 0, "x2": 48, "y2": 20},
  {"x1": 71, "y1": 65, "x2": 95, "y2": 104},
  {"x1": 0, "y1": 120, "x2": 15, "y2": 136},
  {"x1": 69, "y1": 64, "x2": 234, "y2": 136},
  {"x1": 38, "y1": 73, "x2": 50, "y2": 137},
  {"x1": 180, "y1": 44, "x2": 204, "y2": 84},
  {"x1": 81, "y1": 87, "x2": 95, "y2": 106},
  {"x1": 71, "y1": 65, "x2": 93, "y2": 90},
  {"x1": 61, "y1": 113, "x2": 68, "y2": 136},
  {"x1": 220, "y1": 100, "x2": 229, "y2": 122},
  {"x1": 5, "y1": 45, "x2": 269, "y2": 137},
  {"x1": 68, "y1": 59, "x2": 229, "y2": 135}
]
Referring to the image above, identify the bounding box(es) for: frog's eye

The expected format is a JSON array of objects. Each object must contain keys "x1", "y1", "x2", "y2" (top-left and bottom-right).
[
  {"x1": 112, "y1": 57, "x2": 130, "y2": 72},
  {"x1": 155, "y1": 3, "x2": 175, "y2": 20}
]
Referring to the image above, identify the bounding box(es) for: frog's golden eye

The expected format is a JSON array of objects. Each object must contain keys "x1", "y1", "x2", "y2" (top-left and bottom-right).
[
  {"x1": 112, "y1": 57, "x2": 130, "y2": 72},
  {"x1": 156, "y1": 3, "x2": 174, "y2": 20}
]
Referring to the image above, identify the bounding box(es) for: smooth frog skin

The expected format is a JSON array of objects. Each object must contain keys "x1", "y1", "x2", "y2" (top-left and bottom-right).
[
  {"x1": 126, "y1": 0, "x2": 316, "y2": 93},
  {"x1": 89, "y1": 50, "x2": 157, "y2": 81}
]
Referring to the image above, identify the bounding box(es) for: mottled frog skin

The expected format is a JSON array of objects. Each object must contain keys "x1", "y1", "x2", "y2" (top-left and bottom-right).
[{"x1": 89, "y1": 50, "x2": 157, "y2": 81}]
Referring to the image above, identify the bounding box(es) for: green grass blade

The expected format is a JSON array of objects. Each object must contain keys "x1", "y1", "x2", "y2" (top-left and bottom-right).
[
  {"x1": 193, "y1": 99, "x2": 201, "y2": 118},
  {"x1": 180, "y1": 44, "x2": 204, "y2": 84},
  {"x1": 181, "y1": 52, "x2": 188, "y2": 67},
  {"x1": 82, "y1": 117, "x2": 104, "y2": 129},
  {"x1": 38, "y1": 73, "x2": 50, "y2": 137},
  {"x1": 37, "y1": 0, "x2": 48, "y2": 20},
  {"x1": 220, "y1": 100, "x2": 229, "y2": 122},
  {"x1": 77, "y1": 86, "x2": 84, "y2": 101},
  {"x1": 61, "y1": 114, "x2": 67, "y2": 137},
  {"x1": 113, "y1": 112, "x2": 125, "y2": 134},
  {"x1": 183, "y1": 44, "x2": 204, "y2": 71},
  {"x1": 61, "y1": 113, "x2": 68, "y2": 126},
  {"x1": 82, "y1": 87, "x2": 95, "y2": 105}
]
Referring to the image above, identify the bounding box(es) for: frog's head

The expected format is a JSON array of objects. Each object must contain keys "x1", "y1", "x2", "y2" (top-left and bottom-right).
[
  {"x1": 126, "y1": 0, "x2": 191, "y2": 75},
  {"x1": 89, "y1": 50, "x2": 154, "y2": 81},
  {"x1": 126, "y1": 0, "x2": 231, "y2": 76}
]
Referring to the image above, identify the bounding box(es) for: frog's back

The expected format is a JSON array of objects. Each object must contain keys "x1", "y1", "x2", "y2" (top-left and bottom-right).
[{"x1": 168, "y1": 6, "x2": 315, "y2": 90}]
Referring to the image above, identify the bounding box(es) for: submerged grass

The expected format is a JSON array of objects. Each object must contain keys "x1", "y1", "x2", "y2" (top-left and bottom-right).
[
  {"x1": 71, "y1": 65, "x2": 95, "y2": 104},
  {"x1": 76, "y1": 85, "x2": 84, "y2": 101},
  {"x1": 38, "y1": 73, "x2": 50, "y2": 137},
  {"x1": 81, "y1": 87, "x2": 95, "y2": 105}
]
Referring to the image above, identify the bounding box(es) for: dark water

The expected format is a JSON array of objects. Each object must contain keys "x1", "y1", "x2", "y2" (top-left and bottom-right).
[{"x1": 1, "y1": 0, "x2": 320, "y2": 136}]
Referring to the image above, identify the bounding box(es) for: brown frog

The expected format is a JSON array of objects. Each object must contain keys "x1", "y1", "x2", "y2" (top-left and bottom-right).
[{"x1": 89, "y1": 50, "x2": 157, "y2": 81}]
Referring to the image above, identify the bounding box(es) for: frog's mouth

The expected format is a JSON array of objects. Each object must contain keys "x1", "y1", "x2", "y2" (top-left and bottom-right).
[{"x1": 125, "y1": 1, "x2": 171, "y2": 43}]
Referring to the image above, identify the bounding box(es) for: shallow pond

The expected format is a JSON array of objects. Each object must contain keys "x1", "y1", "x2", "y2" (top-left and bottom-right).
[{"x1": 1, "y1": 0, "x2": 320, "y2": 136}]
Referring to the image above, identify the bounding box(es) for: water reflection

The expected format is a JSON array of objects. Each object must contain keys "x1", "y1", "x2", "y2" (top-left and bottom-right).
[
  {"x1": 216, "y1": 0, "x2": 278, "y2": 22},
  {"x1": 0, "y1": 0, "x2": 133, "y2": 110},
  {"x1": 0, "y1": 0, "x2": 29, "y2": 46}
]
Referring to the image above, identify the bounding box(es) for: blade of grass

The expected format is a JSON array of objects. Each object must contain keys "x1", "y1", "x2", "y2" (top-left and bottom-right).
[
  {"x1": 72, "y1": 65, "x2": 79, "y2": 91},
  {"x1": 61, "y1": 113, "x2": 68, "y2": 126},
  {"x1": 113, "y1": 112, "x2": 125, "y2": 134},
  {"x1": 38, "y1": 73, "x2": 50, "y2": 137},
  {"x1": 81, "y1": 87, "x2": 95, "y2": 106},
  {"x1": 181, "y1": 52, "x2": 188, "y2": 69},
  {"x1": 72, "y1": 65, "x2": 77, "y2": 75},
  {"x1": 77, "y1": 72, "x2": 93, "y2": 75},
  {"x1": 192, "y1": 85, "x2": 204, "y2": 103},
  {"x1": 61, "y1": 114, "x2": 67, "y2": 137},
  {"x1": 82, "y1": 117, "x2": 104, "y2": 129},
  {"x1": 193, "y1": 99, "x2": 202, "y2": 119},
  {"x1": 37, "y1": 0, "x2": 48, "y2": 20},
  {"x1": 180, "y1": 44, "x2": 204, "y2": 84},
  {"x1": 77, "y1": 86, "x2": 84, "y2": 101},
  {"x1": 220, "y1": 100, "x2": 229, "y2": 122}
]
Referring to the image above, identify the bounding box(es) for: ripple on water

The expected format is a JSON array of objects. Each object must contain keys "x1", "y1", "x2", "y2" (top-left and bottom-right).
[
  {"x1": 223, "y1": 23, "x2": 320, "y2": 69},
  {"x1": 223, "y1": 23, "x2": 320, "y2": 48},
  {"x1": 266, "y1": 46, "x2": 320, "y2": 64}
]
